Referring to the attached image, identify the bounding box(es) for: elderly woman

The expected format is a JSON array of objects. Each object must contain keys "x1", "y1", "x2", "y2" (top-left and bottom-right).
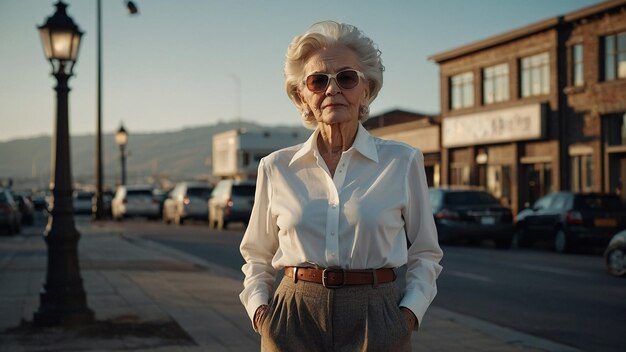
[{"x1": 240, "y1": 21, "x2": 442, "y2": 351}]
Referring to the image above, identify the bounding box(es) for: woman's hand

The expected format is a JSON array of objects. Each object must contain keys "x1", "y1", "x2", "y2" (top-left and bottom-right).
[
  {"x1": 400, "y1": 307, "x2": 417, "y2": 331},
  {"x1": 253, "y1": 304, "x2": 269, "y2": 331}
]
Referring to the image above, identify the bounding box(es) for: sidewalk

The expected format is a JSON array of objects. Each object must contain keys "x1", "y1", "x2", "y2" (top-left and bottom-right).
[{"x1": 0, "y1": 218, "x2": 583, "y2": 352}]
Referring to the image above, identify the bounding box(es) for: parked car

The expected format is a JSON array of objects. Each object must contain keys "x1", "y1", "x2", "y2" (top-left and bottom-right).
[
  {"x1": 163, "y1": 182, "x2": 213, "y2": 225},
  {"x1": 73, "y1": 191, "x2": 94, "y2": 215},
  {"x1": 103, "y1": 190, "x2": 114, "y2": 218},
  {"x1": 515, "y1": 192, "x2": 626, "y2": 253},
  {"x1": 153, "y1": 189, "x2": 169, "y2": 219},
  {"x1": 13, "y1": 193, "x2": 35, "y2": 225},
  {"x1": 604, "y1": 231, "x2": 626, "y2": 277},
  {"x1": 0, "y1": 188, "x2": 21, "y2": 235},
  {"x1": 208, "y1": 179, "x2": 255, "y2": 230},
  {"x1": 111, "y1": 185, "x2": 160, "y2": 220},
  {"x1": 429, "y1": 187, "x2": 514, "y2": 248},
  {"x1": 31, "y1": 193, "x2": 48, "y2": 211},
  {"x1": 89, "y1": 190, "x2": 115, "y2": 218}
]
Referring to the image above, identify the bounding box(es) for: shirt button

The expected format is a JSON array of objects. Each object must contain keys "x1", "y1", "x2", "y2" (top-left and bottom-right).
[{"x1": 331, "y1": 232, "x2": 335, "y2": 236}]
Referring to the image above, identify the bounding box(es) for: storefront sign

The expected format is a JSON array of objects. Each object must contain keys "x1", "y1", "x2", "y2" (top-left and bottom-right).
[{"x1": 442, "y1": 104, "x2": 544, "y2": 148}]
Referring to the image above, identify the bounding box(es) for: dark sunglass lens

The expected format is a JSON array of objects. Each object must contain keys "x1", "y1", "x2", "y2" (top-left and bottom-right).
[
  {"x1": 337, "y1": 71, "x2": 359, "y2": 89},
  {"x1": 307, "y1": 74, "x2": 329, "y2": 92}
]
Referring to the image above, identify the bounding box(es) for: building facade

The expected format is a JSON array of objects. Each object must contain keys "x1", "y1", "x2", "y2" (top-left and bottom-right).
[
  {"x1": 363, "y1": 109, "x2": 441, "y2": 187},
  {"x1": 430, "y1": 0, "x2": 626, "y2": 215}
]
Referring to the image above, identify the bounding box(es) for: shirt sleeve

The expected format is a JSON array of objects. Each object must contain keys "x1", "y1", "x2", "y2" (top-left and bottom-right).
[
  {"x1": 239, "y1": 158, "x2": 279, "y2": 329},
  {"x1": 399, "y1": 149, "x2": 443, "y2": 327}
]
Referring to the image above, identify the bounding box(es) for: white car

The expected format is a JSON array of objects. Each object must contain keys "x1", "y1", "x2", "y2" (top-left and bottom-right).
[
  {"x1": 208, "y1": 179, "x2": 255, "y2": 230},
  {"x1": 112, "y1": 185, "x2": 159, "y2": 220},
  {"x1": 162, "y1": 182, "x2": 213, "y2": 225}
]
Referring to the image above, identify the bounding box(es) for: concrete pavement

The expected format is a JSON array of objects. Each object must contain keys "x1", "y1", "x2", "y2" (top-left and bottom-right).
[{"x1": 0, "y1": 217, "x2": 583, "y2": 351}]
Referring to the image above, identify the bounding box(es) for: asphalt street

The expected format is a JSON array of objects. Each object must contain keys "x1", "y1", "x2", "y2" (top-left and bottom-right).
[{"x1": 112, "y1": 217, "x2": 626, "y2": 352}]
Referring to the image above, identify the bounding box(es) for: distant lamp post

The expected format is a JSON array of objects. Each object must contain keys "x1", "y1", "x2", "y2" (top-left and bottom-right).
[
  {"x1": 115, "y1": 124, "x2": 129, "y2": 185},
  {"x1": 93, "y1": 0, "x2": 139, "y2": 220},
  {"x1": 34, "y1": 1, "x2": 94, "y2": 326}
]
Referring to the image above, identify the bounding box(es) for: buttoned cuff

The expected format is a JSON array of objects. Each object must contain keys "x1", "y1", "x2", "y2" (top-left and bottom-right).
[
  {"x1": 399, "y1": 290, "x2": 431, "y2": 330},
  {"x1": 244, "y1": 293, "x2": 269, "y2": 331}
]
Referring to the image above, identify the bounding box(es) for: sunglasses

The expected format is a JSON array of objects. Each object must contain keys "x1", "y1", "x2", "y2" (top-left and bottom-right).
[{"x1": 304, "y1": 69, "x2": 365, "y2": 93}]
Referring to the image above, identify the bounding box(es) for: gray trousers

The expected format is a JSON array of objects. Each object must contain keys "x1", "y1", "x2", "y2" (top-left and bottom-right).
[{"x1": 259, "y1": 277, "x2": 412, "y2": 352}]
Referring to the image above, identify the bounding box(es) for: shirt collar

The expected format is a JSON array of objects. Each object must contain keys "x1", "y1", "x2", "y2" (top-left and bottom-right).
[{"x1": 289, "y1": 123, "x2": 378, "y2": 166}]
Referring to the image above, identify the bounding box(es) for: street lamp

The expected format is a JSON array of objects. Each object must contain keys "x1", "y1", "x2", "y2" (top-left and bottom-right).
[
  {"x1": 93, "y1": 0, "x2": 139, "y2": 220},
  {"x1": 34, "y1": 1, "x2": 94, "y2": 326},
  {"x1": 115, "y1": 124, "x2": 129, "y2": 185}
]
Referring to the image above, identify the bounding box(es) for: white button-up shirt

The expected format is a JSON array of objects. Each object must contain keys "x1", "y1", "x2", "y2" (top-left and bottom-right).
[{"x1": 240, "y1": 124, "x2": 443, "y2": 326}]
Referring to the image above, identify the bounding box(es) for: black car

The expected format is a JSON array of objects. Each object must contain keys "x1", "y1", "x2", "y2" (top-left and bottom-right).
[
  {"x1": 429, "y1": 187, "x2": 514, "y2": 248},
  {"x1": 0, "y1": 188, "x2": 22, "y2": 235},
  {"x1": 515, "y1": 192, "x2": 626, "y2": 253},
  {"x1": 13, "y1": 193, "x2": 35, "y2": 225}
]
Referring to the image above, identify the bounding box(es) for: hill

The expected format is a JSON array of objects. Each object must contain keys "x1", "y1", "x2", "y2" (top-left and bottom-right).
[{"x1": 0, "y1": 121, "x2": 310, "y2": 191}]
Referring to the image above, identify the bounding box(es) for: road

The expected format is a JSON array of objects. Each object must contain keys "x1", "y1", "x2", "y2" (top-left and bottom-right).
[{"x1": 105, "y1": 217, "x2": 625, "y2": 352}]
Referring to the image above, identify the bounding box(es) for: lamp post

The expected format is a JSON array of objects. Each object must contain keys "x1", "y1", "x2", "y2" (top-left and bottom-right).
[
  {"x1": 34, "y1": 1, "x2": 94, "y2": 326},
  {"x1": 115, "y1": 124, "x2": 129, "y2": 185},
  {"x1": 93, "y1": 0, "x2": 139, "y2": 220}
]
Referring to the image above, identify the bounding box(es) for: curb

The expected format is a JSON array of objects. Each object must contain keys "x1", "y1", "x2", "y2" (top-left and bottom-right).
[
  {"x1": 83, "y1": 225, "x2": 584, "y2": 352},
  {"x1": 428, "y1": 307, "x2": 583, "y2": 352}
]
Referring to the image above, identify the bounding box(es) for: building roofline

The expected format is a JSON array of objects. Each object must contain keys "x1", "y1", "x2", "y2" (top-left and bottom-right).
[
  {"x1": 370, "y1": 108, "x2": 438, "y2": 119},
  {"x1": 428, "y1": 17, "x2": 561, "y2": 63},
  {"x1": 428, "y1": 0, "x2": 626, "y2": 63},
  {"x1": 565, "y1": 0, "x2": 626, "y2": 22}
]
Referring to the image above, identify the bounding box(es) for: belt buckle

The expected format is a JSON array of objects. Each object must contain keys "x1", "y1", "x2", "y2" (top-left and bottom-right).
[{"x1": 322, "y1": 268, "x2": 344, "y2": 288}]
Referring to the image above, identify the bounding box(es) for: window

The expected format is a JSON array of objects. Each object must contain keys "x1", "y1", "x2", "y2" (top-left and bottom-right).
[
  {"x1": 526, "y1": 162, "x2": 553, "y2": 207},
  {"x1": 533, "y1": 193, "x2": 555, "y2": 210},
  {"x1": 603, "y1": 32, "x2": 626, "y2": 81},
  {"x1": 571, "y1": 154, "x2": 593, "y2": 192},
  {"x1": 605, "y1": 113, "x2": 626, "y2": 146},
  {"x1": 572, "y1": 44, "x2": 584, "y2": 86},
  {"x1": 450, "y1": 72, "x2": 474, "y2": 109},
  {"x1": 487, "y1": 165, "x2": 512, "y2": 206},
  {"x1": 483, "y1": 63, "x2": 509, "y2": 104},
  {"x1": 521, "y1": 52, "x2": 549, "y2": 97},
  {"x1": 450, "y1": 165, "x2": 470, "y2": 185},
  {"x1": 550, "y1": 193, "x2": 569, "y2": 210}
]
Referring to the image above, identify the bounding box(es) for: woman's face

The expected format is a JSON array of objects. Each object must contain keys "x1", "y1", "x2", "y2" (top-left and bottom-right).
[{"x1": 298, "y1": 45, "x2": 370, "y2": 126}]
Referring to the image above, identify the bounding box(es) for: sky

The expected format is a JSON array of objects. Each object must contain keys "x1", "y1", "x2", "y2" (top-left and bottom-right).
[{"x1": 0, "y1": 0, "x2": 603, "y2": 142}]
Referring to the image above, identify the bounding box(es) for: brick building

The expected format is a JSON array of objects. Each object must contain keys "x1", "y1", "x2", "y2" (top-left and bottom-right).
[
  {"x1": 364, "y1": 109, "x2": 441, "y2": 187},
  {"x1": 429, "y1": 0, "x2": 626, "y2": 215}
]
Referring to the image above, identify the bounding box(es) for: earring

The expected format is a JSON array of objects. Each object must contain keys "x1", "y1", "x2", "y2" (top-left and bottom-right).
[
  {"x1": 358, "y1": 105, "x2": 370, "y2": 119},
  {"x1": 301, "y1": 110, "x2": 311, "y2": 119}
]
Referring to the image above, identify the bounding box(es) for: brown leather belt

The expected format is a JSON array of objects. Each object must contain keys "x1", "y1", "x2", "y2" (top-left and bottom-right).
[{"x1": 284, "y1": 266, "x2": 396, "y2": 288}]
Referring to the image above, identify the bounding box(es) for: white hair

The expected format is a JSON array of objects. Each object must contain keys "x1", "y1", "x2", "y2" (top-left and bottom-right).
[{"x1": 284, "y1": 21, "x2": 385, "y2": 128}]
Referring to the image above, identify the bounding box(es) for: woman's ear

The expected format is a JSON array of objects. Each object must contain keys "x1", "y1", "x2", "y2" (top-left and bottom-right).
[
  {"x1": 296, "y1": 90, "x2": 309, "y2": 111},
  {"x1": 363, "y1": 86, "x2": 371, "y2": 103},
  {"x1": 368, "y1": 81, "x2": 375, "y2": 99}
]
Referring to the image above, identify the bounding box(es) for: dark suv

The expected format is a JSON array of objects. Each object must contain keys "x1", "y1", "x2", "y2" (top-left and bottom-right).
[
  {"x1": 429, "y1": 187, "x2": 514, "y2": 248},
  {"x1": 515, "y1": 192, "x2": 626, "y2": 253}
]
